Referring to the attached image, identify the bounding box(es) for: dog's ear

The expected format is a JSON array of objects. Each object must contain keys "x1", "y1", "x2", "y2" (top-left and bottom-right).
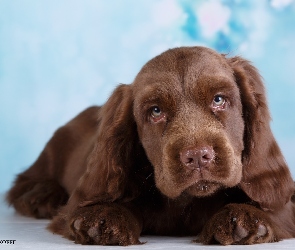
[
  {"x1": 227, "y1": 56, "x2": 294, "y2": 211},
  {"x1": 73, "y1": 84, "x2": 140, "y2": 206}
]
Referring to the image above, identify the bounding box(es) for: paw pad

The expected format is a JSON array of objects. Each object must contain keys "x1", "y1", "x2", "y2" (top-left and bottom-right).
[
  {"x1": 233, "y1": 224, "x2": 248, "y2": 242},
  {"x1": 257, "y1": 224, "x2": 267, "y2": 238},
  {"x1": 232, "y1": 220, "x2": 268, "y2": 243},
  {"x1": 74, "y1": 218, "x2": 83, "y2": 230},
  {"x1": 87, "y1": 226, "x2": 99, "y2": 238}
]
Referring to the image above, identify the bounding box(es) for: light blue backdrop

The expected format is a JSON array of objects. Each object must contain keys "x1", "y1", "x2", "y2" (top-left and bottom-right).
[{"x1": 1, "y1": 0, "x2": 295, "y2": 193}]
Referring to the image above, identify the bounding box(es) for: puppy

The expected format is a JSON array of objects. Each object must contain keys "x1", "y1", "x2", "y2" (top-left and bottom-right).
[{"x1": 7, "y1": 46, "x2": 295, "y2": 245}]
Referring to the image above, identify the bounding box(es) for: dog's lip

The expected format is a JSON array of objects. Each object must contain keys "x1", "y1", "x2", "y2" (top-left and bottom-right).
[
  {"x1": 184, "y1": 180, "x2": 221, "y2": 196},
  {"x1": 191, "y1": 180, "x2": 213, "y2": 191}
]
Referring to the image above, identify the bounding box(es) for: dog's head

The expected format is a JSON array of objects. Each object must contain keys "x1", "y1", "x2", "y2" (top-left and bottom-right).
[
  {"x1": 81, "y1": 46, "x2": 294, "y2": 211},
  {"x1": 133, "y1": 47, "x2": 244, "y2": 198}
]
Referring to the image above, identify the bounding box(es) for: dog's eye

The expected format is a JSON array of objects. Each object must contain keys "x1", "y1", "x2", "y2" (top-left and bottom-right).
[
  {"x1": 151, "y1": 106, "x2": 162, "y2": 117},
  {"x1": 150, "y1": 106, "x2": 166, "y2": 123},
  {"x1": 213, "y1": 95, "x2": 225, "y2": 107}
]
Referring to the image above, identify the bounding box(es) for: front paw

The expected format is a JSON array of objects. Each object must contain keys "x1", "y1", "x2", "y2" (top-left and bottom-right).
[
  {"x1": 199, "y1": 204, "x2": 279, "y2": 245},
  {"x1": 69, "y1": 204, "x2": 142, "y2": 246}
]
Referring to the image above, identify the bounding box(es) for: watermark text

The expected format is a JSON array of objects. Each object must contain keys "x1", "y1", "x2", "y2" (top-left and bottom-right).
[{"x1": 0, "y1": 240, "x2": 16, "y2": 244}]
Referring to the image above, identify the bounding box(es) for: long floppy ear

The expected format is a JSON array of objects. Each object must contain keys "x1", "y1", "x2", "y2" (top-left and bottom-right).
[
  {"x1": 73, "y1": 84, "x2": 140, "y2": 206},
  {"x1": 227, "y1": 56, "x2": 294, "y2": 211}
]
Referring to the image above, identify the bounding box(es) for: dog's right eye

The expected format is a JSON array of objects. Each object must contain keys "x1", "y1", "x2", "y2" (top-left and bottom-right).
[
  {"x1": 150, "y1": 106, "x2": 166, "y2": 123},
  {"x1": 151, "y1": 106, "x2": 162, "y2": 117}
]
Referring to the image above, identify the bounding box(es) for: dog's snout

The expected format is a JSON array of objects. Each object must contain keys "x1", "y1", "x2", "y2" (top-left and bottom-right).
[{"x1": 180, "y1": 146, "x2": 214, "y2": 170}]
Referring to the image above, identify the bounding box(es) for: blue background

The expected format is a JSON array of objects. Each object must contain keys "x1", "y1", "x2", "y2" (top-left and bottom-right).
[{"x1": 1, "y1": 0, "x2": 295, "y2": 193}]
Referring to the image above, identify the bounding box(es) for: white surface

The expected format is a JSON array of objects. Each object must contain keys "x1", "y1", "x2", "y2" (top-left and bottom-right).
[{"x1": 0, "y1": 195, "x2": 295, "y2": 249}]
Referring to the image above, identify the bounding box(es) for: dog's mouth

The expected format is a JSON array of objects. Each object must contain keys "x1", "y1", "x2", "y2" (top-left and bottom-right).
[{"x1": 184, "y1": 180, "x2": 222, "y2": 197}]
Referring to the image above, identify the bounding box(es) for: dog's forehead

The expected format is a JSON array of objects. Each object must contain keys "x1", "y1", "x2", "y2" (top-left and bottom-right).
[
  {"x1": 133, "y1": 46, "x2": 235, "y2": 96},
  {"x1": 139, "y1": 47, "x2": 231, "y2": 75}
]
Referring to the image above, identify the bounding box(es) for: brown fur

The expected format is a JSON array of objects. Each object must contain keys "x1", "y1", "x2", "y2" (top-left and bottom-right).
[{"x1": 7, "y1": 46, "x2": 295, "y2": 246}]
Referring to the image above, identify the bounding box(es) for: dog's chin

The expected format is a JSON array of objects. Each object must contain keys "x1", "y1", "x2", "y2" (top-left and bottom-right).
[{"x1": 184, "y1": 181, "x2": 222, "y2": 197}]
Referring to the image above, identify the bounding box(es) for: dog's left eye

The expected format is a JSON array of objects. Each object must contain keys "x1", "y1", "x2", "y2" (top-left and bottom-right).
[{"x1": 213, "y1": 95, "x2": 226, "y2": 107}]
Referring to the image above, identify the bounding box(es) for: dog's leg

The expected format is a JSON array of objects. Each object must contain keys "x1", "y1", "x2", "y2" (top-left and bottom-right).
[{"x1": 6, "y1": 173, "x2": 68, "y2": 218}]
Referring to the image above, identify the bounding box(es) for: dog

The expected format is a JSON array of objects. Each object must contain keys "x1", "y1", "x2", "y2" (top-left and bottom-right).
[{"x1": 7, "y1": 46, "x2": 295, "y2": 245}]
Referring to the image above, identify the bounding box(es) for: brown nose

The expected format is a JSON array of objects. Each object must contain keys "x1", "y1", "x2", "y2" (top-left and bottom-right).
[{"x1": 180, "y1": 146, "x2": 214, "y2": 170}]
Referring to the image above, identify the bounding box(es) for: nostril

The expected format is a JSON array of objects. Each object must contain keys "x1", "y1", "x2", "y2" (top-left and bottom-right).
[
  {"x1": 180, "y1": 149, "x2": 199, "y2": 169},
  {"x1": 185, "y1": 157, "x2": 194, "y2": 164},
  {"x1": 201, "y1": 149, "x2": 214, "y2": 162}
]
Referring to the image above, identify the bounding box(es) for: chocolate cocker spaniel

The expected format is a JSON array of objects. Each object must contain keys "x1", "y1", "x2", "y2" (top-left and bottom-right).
[{"x1": 7, "y1": 46, "x2": 295, "y2": 245}]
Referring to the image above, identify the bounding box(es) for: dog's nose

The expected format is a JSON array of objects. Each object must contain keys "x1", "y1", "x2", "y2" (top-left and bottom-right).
[{"x1": 180, "y1": 146, "x2": 214, "y2": 170}]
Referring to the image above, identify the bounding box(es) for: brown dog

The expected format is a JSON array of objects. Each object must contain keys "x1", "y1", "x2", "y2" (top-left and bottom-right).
[{"x1": 7, "y1": 46, "x2": 295, "y2": 245}]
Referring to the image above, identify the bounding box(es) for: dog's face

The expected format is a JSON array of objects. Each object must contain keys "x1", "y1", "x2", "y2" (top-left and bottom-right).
[{"x1": 133, "y1": 47, "x2": 245, "y2": 198}]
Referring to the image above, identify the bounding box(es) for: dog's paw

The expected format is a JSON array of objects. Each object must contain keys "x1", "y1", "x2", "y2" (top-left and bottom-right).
[
  {"x1": 199, "y1": 204, "x2": 279, "y2": 245},
  {"x1": 69, "y1": 204, "x2": 142, "y2": 246}
]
